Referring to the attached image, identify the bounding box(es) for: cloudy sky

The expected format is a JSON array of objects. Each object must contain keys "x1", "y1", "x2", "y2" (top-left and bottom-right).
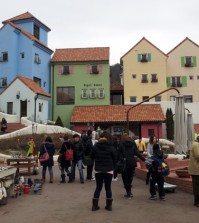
[{"x1": 1, "y1": 0, "x2": 199, "y2": 64}]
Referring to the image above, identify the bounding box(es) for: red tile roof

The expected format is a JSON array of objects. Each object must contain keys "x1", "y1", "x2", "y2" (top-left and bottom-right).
[
  {"x1": 71, "y1": 104, "x2": 165, "y2": 123},
  {"x1": 111, "y1": 83, "x2": 123, "y2": 91},
  {"x1": 2, "y1": 11, "x2": 51, "y2": 31},
  {"x1": 51, "y1": 47, "x2": 109, "y2": 62},
  {"x1": 0, "y1": 76, "x2": 50, "y2": 97}
]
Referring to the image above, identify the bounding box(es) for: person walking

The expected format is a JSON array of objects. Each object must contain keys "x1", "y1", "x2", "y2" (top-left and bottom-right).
[
  {"x1": 188, "y1": 134, "x2": 199, "y2": 207},
  {"x1": 149, "y1": 144, "x2": 166, "y2": 201},
  {"x1": 39, "y1": 136, "x2": 55, "y2": 183},
  {"x1": 91, "y1": 131, "x2": 116, "y2": 211},
  {"x1": 146, "y1": 135, "x2": 157, "y2": 184},
  {"x1": 71, "y1": 134, "x2": 84, "y2": 184},
  {"x1": 1, "y1": 118, "x2": 7, "y2": 132},
  {"x1": 84, "y1": 131, "x2": 97, "y2": 180},
  {"x1": 58, "y1": 134, "x2": 73, "y2": 183},
  {"x1": 118, "y1": 133, "x2": 145, "y2": 198}
]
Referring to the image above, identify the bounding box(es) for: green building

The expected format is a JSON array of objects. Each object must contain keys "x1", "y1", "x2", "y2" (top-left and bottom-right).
[{"x1": 51, "y1": 47, "x2": 110, "y2": 128}]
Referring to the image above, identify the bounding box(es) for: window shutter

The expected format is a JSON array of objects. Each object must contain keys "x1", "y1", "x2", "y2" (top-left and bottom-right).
[
  {"x1": 166, "y1": 77, "x2": 171, "y2": 87},
  {"x1": 182, "y1": 76, "x2": 187, "y2": 87},
  {"x1": 193, "y1": 56, "x2": 197, "y2": 67},
  {"x1": 181, "y1": 57, "x2": 185, "y2": 67},
  {"x1": 86, "y1": 64, "x2": 90, "y2": 74},
  {"x1": 147, "y1": 53, "x2": 151, "y2": 62},
  {"x1": 98, "y1": 64, "x2": 103, "y2": 74},
  {"x1": 70, "y1": 65, "x2": 74, "y2": 74},
  {"x1": 58, "y1": 65, "x2": 63, "y2": 75},
  {"x1": 137, "y1": 54, "x2": 141, "y2": 62}
]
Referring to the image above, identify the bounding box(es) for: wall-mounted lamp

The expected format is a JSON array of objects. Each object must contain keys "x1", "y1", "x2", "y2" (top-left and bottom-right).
[{"x1": 16, "y1": 91, "x2": 20, "y2": 99}]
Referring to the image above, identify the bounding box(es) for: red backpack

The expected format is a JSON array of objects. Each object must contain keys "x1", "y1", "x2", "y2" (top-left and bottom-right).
[{"x1": 65, "y1": 147, "x2": 73, "y2": 161}]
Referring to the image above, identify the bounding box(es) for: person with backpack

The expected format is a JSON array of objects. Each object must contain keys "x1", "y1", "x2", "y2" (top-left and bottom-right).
[
  {"x1": 149, "y1": 144, "x2": 167, "y2": 201},
  {"x1": 58, "y1": 134, "x2": 73, "y2": 183}
]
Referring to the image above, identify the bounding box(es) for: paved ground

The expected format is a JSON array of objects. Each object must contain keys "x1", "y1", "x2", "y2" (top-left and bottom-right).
[{"x1": 0, "y1": 163, "x2": 198, "y2": 223}]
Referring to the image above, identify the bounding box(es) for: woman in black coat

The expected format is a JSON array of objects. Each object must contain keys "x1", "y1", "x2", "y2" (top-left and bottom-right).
[
  {"x1": 118, "y1": 133, "x2": 145, "y2": 198},
  {"x1": 91, "y1": 131, "x2": 116, "y2": 211},
  {"x1": 58, "y1": 134, "x2": 73, "y2": 183},
  {"x1": 39, "y1": 136, "x2": 55, "y2": 183}
]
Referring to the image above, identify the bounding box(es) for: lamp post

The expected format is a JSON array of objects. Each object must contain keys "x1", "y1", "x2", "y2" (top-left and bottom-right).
[{"x1": 126, "y1": 87, "x2": 180, "y2": 134}]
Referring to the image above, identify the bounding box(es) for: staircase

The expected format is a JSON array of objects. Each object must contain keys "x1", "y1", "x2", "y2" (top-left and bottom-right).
[{"x1": 0, "y1": 123, "x2": 26, "y2": 135}]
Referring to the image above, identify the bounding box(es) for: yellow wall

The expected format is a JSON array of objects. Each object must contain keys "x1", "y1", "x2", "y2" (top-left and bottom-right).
[
  {"x1": 167, "y1": 39, "x2": 199, "y2": 101},
  {"x1": 122, "y1": 39, "x2": 167, "y2": 103}
]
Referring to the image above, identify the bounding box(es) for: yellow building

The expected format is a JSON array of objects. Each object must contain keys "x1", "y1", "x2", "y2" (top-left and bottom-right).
[
  {"x1": 121, "y1": 37, "x2": 168, "y2": 104},
  {"x1": 167, "y1": 37, "x2": 199, "y2": 102}
]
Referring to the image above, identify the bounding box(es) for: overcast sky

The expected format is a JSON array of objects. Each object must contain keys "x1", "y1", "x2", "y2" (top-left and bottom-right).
[{"x1": 1, "y1": 0, "x2": 199, "y2": 64}]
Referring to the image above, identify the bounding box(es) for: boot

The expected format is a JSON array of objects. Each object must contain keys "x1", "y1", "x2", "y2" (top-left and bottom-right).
[
  {"x1": 92, "y1": 198, "x2": 100, "y2": 211},
  {"x1": 49, "y1": 176, "x2": 53, "y2": 183},
  {"x1": 60, "y1": 174, "x2": 66, "y2": 183},
  {"x1": 42, "y1": 176, "x2": 45, "y2": 183},
  {"x1": 67, "y1": 173, "x2": 73, "y2": 183},
  {"x1": 105, "y1": 198, "x2": 113, "y2": 211}
]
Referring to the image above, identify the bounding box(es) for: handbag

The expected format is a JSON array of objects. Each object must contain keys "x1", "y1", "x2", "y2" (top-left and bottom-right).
[
  {"x1": 83, "y1": 155, "x2": 93, "y2": 166},
  {"x1": 39, "y1": 145, "x2": 49, "y2": 163}
]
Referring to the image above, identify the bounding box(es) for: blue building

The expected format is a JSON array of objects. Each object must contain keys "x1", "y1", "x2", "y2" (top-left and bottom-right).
[{"x1": 0, "y1": 11, "x2": 53, "y2": 94}]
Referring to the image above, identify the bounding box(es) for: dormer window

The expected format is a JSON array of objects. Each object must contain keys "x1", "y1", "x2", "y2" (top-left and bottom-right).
[
  {"x1": 138, "y1": 53, "x2": 151, "y2": 62},
  {"x1": 34, "y1": 24, "x2": 40, "y2": 40},
  {"x1": 91, "y1": 65, "x2": 99, "y2": 74}
]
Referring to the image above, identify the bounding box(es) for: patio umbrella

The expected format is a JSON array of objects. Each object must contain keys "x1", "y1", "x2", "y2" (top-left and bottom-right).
[
  {"x1": 174, "y1": 95, "x2": 188, "y2": 154},
  {"x1": 187, "y1": 112, "x2": 194, "y2": 150}
]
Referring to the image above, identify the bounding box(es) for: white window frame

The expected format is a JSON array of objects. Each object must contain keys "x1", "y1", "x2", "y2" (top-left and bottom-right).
[
  {"x1": 81, "y1": 89, "x2": 88, "y2": 99},
  {"x1": 90, "y1": 89, "x2": 96, "y2": 98},
  {"x1": 0, "y1": 78, "x2": 7, "y2": 87},
  {"x1": 98, "y1": 88, "x2": 105, "y2": 98}
]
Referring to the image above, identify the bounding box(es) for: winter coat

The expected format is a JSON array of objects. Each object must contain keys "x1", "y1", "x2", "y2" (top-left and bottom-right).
[
  {"x1": 91, "y1": 139, "x2": 116, "y2": 172},
  {"x1": 151, "y1": 149, "x2": 164, "y2": 175},
  {"x1": 188, "y1": 141, "x2": 199, "y2": 175},
  {"x1": 118, "y1": 139, "x2": 145, "y2": 169},
  {"x1": 73, "y1": 140, "x2": 84, "y2": 161},
  {"x1": 59, "y1": 141, "x2": 73, "y2": 168},
  {"x1": 39, "y1": 142, "x2": 55, "y2": 167}
]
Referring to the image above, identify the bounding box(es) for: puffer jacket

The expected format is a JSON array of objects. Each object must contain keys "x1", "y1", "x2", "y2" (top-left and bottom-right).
[
  {"x1": 39, "y1": 142, "x2": 55, "y2": 167},
  {"x1": 188, "y1": 141, "x2": 199, "y2": 175},
  {"x1": 91, "y1": 139, "x2": 116, "y2": 172},
  {"x1": 118, "y1": 139, "x2": 145, "y2": 168},
  {"x1": 73, "y1": 140, "x2": 84, "y2": 161}
]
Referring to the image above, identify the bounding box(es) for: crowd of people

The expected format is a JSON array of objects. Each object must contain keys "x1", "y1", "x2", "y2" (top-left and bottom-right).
[{"x1": 36, "y1": 130, "x2": 199, "y2": 211}]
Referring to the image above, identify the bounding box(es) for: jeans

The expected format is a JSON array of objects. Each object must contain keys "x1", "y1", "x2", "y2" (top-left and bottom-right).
[
  {"x1": 150, "y1": 172, "x2": 165, "y2": 197},
  {"x1": 71, "y1": 159, "x2": 84, "y2": 182},
  {"x1": 94, "y1": 172, "x2": 113, "y2": 199},
  {"x1": 42, "y1": 166, "x2": 53, "y2": 178},
  {"x1": 60, "y1": 166, "x2": 70, "y2": 176},
  {"x1": 121, "y1": 167, "x2": 135, "y2": 192}
]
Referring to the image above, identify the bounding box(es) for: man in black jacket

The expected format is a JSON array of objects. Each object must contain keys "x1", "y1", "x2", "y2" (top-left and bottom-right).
[{"x1": 71, "y1": 134, "x2": 84, "y2": 184}]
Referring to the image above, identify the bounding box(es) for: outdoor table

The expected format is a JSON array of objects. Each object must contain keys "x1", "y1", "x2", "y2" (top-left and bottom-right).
[{"x1": 6, "y1": 157, "x2": 38, "y2": 175}]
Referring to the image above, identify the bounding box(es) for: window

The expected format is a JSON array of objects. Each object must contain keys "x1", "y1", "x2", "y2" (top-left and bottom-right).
[
  {"x1": 155, "y1": 96, "x2": 161, "y2": 102},
  {"x1": 151, "y1": 74, "x2": 158, "y2": 82},
  {"x1": 39, "y1": 103, "x2": 43, "y2": 112},
  {"x1": 7, "y1": 102, "x2": 13, "y2": 115},
  {"x1": 181, "y1": 56, "x2": 196, "y2": 67},
  {"x1": 0, "y1": 78, "x2": 7, "y2": 87},
  {"x1": 189, "y1": 75, "x2": 193, "y2": 80},
  {"x1": 141, "y1": 54, "x2": 148, "y2": 62},
  {"x1": 98, "y1": 88, "x2": 105, "y2": 98},
  {"x1": 0, "y1": 52, "x2": 8, "y2": 62},
  {"x1": 90, "y1": 65, "x2": 99, "y2": 74},
  {"x1": 81, "y1": 89, "x2": 88, "y2": 99},
  {"x1": 62, "y1": 65, "x2": 70, "y2": 74},
  {"x1": 34, "y1": 53, "x2": 41, "y2": 64},
  {"x1": 20, "y1": 52, "x2": 25, "y2": 59},
  {"x1": 170, "y1": 96, "x2": 176, "y2": 101},
  {"x1": 148, "y1": 129, "x2": 154, "y2": 137},
  {"x1": 90, "y1": 89, "x2": 96, "y2": 98},
  {"x1": 57, "y1": 87, "x2": 75, "y2": 104},
  {"x1": 138, "y1": 53, "x2": 151, "y2": 62},
  {"x1": 34, "y1": 24, "x2": 40, "y2": 40},
  {"x1": 141, "y1": 74, "x2": 148, "y2": 83},
  {"x1": 132, "y1": 74, "x2": 136, "y2": 79},
  {"x1": 143, "y1": 96, "x2": 149, "y2": 102},
  {"x1": 33, "y1": 77, "x2": 41, "y2": 87},
  {"x1": 130, "y1": 96, "x2": 136, "y2": 102},
  {"x1": 185, "y1": 56, "x2": 192, "y2": 67},
  {"x1": 184, "y1": 95, "x2": 193, "y2": 103},
  {"x1": 171, "y1": 76, "x2": 182, "y2": 87}
]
